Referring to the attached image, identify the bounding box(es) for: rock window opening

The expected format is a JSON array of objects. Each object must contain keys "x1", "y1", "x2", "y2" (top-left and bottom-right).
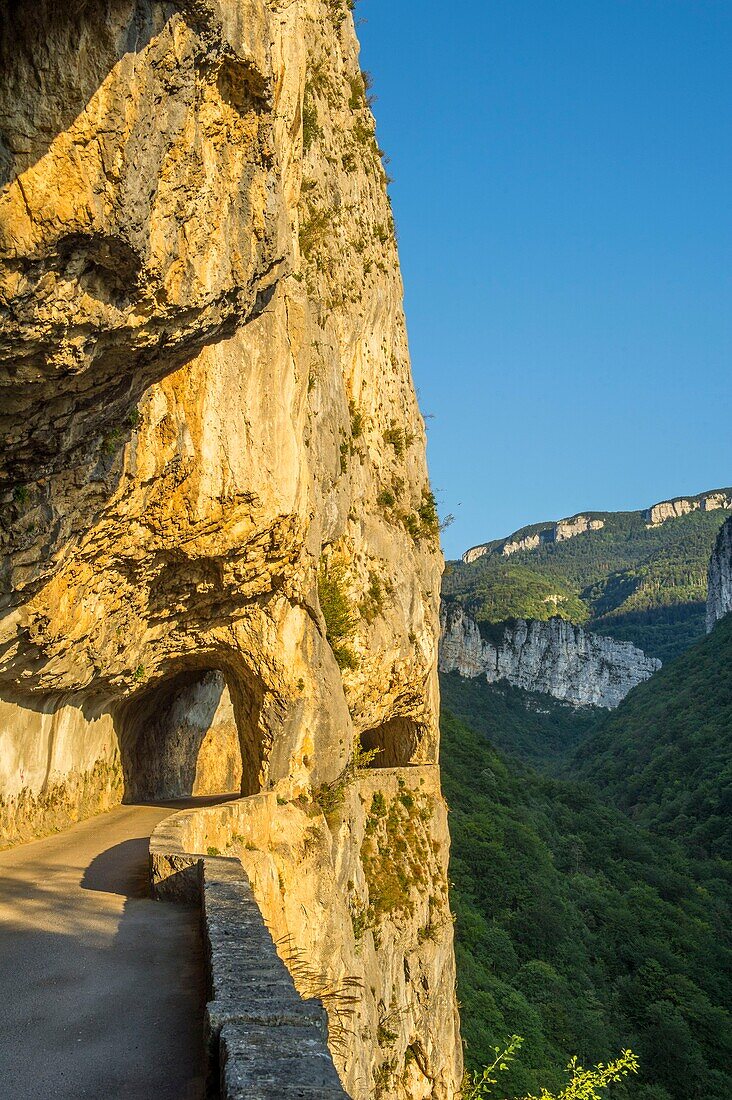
[{"x1": 359, "y1": 717, "x2": 424, "y2": 769}]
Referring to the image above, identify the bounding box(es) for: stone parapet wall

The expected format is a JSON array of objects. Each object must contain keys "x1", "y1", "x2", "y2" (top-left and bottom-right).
[
  {"x1": 150, "y1": 802, "x2": 349, "y2": 1099},
  {"x1": 150, "y1": 764, "x2": 459, "y2": 1099}
]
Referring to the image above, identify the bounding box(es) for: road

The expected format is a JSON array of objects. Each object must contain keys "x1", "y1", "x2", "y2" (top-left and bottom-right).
[{"x1": 0, "y1": 801, "x2": 209, "y2": 1099}]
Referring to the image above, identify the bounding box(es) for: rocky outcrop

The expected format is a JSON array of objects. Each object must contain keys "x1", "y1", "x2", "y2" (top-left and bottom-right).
[
  {"x1": 151, "y1": 766, "x2": 457, "y2": 1100},
  {"x1": 645, "y1": 489, "x2": 732, "y2": 527},
  {"x1": 0, "y1": 2, "x2": 460, "y2": 1095},
  {"x1": 553, "y1": 514, "x2": 605, "y2": 543},
  {"x1": 644, "y1": 499, "x2": 696, "y2": 526},
  {"x1": 462, "y1": 544, "x2": 494, "y2": 564},
  {"x1": 464, "y1": 513, "x2": 604, "y2": 563},
  {"x1": 707, "y1": 518, "x2": 732, "y2": 631},
  {"x1": 500, "y1": 533, "x2": 541, "y2": 557},
  {"x1": 440, "y1": 604, "x2": 661, "y2": 708}
]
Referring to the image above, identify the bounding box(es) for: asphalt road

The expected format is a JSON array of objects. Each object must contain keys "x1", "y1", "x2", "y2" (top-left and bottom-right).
[{"x1": 0, "y1": 801, "x2": 208, "y2": 1099}]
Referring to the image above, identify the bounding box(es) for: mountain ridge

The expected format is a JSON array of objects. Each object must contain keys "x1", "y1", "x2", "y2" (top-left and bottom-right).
[
  {"x1": 444, "y1": 488, "x2": 732, "y2": 662},
  {"x1": 461, "y1": 486, "x2": 732, "y2": 564}
]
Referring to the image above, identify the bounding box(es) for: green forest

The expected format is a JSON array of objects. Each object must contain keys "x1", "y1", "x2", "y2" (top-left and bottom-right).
[
  {"x1": 444, "y1": 504, "x2": 731, "y2": 661},
  {"x1": 442, "y1": 611, "x2": 732, "y2": 1099},
  {"x1": 440, "y1": 672, "x2": 598, "y2": 768},
  {"x1": 569, "y1": 612, "x2": 732, "y2": 860},
  {"x1": 443, "y1": 711, "x2": 732, "y2": 1100}
]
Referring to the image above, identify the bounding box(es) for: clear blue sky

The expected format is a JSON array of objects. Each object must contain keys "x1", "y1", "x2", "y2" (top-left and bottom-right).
[{"x1": 357, "y1": 1, "x2": 732, "y2": 559}]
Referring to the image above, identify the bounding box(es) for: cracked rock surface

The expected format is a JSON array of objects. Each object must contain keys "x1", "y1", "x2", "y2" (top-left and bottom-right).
[
  {"x1": 707, "y1": 518, "x2": 732, "y2": 631},
  {"x1": 0, "y1": 2, "x2": 461, "y2": 1095}
]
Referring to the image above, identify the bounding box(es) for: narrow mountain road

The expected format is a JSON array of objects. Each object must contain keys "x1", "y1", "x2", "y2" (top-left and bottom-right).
[{"x1": 0, "y1": 800, "x2": 212, "y2": 1100}]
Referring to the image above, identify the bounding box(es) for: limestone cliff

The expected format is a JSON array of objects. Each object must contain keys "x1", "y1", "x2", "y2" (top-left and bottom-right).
[
  {"x1": 440, "y1": 603, "x2": 661, "y2": 708},
  {"x1": 0, "y1": 2, "x2": 460, "y2": 1095},
  {"x1": 707, "y1": 517, "x2": 732, "y2": 631},
  {"x1": 464, "y1": 513, "x2": 605, "y2": 563},
  {"x1": 462, "y1": 489, "x2": 732, "y2": 564},
  {"x1": 644, "y1": 489, "x2": 732, "y2": 527}
]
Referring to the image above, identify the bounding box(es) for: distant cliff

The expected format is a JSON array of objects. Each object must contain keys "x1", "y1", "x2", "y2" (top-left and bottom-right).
[
  {"x1": 644, "y1": 489, "x2": 732, "y2": 527},
  {"x1": 440, "y1": 604, "x2": 661, "y2": 708},
  {"x1": 463, "y1": 514, "x2": 605, "y2": 563},
  {"x1": 707, "y1": 517, "x2": 732, "y2": 631},
  {"x1": 447, "y1": 490, "x2": 732, "y2": 663}
]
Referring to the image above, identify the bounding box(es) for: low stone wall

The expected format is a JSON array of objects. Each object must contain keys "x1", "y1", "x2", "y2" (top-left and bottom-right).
[
  {"x1": 151, "y1": 765, "x2": 459, "y2": 1099},
  {"x1": 149, "y1": 805, "x2": 349, "y2": 1099}
]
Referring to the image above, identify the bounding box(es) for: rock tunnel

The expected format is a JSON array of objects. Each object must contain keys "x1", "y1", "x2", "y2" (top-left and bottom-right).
[{"x1": 114, "y1": 665, "x2": 266, "y2": 802}]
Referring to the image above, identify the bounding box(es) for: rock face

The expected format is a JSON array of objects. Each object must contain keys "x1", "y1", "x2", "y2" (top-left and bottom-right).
[
  {"x1": 0, "y1": 2, "x2": 460, "y2": 1095},
  {"x1": 645, "y1": 489, "x2": 732, "y2": 527},
  {"x1": 155, "y1": 768, "x2": 457, "y2": 1100},
  {"x1": 440, "y1": 604, "x2": 661, "y2": 708},
  {"x1": 707, "y1": 518, "x2": 732, "y2": 631},
  {"x1": 553, "y1": 514, "x2": 605, "y2": 543},
  {"x1": 464, "y1": 513, "x2": 604, "y2": 563}
]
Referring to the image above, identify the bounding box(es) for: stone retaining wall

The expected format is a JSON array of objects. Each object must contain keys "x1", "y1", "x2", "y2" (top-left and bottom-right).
[{"x1": 149, "y1": 803, "x2": 349, "y2": 1099}]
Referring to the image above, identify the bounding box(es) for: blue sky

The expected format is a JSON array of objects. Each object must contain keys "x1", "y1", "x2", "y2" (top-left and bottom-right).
[{"x1": 357, "y1": 1, "x2": 732, "y2": 559}]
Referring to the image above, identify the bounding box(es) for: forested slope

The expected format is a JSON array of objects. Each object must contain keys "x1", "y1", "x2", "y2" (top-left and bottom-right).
[
  {"x1": 568, "y1": 612, "x2": 732, "y2": 859},
  {"x1": 443, "y1": 710, "x2": 732, "y2": 1100},
  {"x1": 440, "y1": 671, "x2": 598, "y2": 768},
  {"x1": 445, "y1": 505, "x2": 731, "y2": 661}
]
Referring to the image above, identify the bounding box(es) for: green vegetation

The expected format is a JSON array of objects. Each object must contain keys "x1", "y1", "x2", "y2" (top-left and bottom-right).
[
  {"x1": 349, "y1": 399, "x2": 364, "y2": 440},
  {"x1": 567, "y1": 612, "x2": 732, "y2": 859},
  {"x1": 402, "y1": 487, "x2": 449, "y2": 544},
  {"x1": 383, "y1": 423, "x2": 410, "y2": 456},
  {"x1": 101, "y1": 426, "x2": 126, "y2": 457},
  {"x1": 360, "y1": 569, "x2": 388, "y2": 624},
  {"x1": 440, "y1": 673, "x2": 599, "y2": 769},
  {"x1": 298, "y1": 205, "x2": 331, "y2": 260},
  {"x1": 445, "y1": 505, "x2": 732, "y2": 661},
  {"x1": 302, "y1": 89, "x2": 321, "y2": 151},
  {"x1": 375, "y1": 478, "x2": 448, "y2": 544},
  {"x1": 348, "y1": 69, "x2": 374, "y2": 111},
  {"x1": 312, "y1": 733, "x2": 380, "y2": 818},
  {"x1": 361, "y1": 782, "x2": 439, "y2": 923},
  {"x1": 417, "y1": 488, "x2": 441, "y2": 539},
  {"x1": 446, "y1": 563, "x2": 588, "y2": 627},
  {"x1": 442, "y1": 708, "x2": 732, "y2": 1100},
  {"x1": 463, "y1": 1037, "x2": 639, "y2": 1100},
  {"x1": 317, "y1": 558, "x2": 358, "y2": 670},
  {"x1": 312, "y1": 774, "x2": 349, "y2": 816},
  {"x1": 327, "y1": 0, "x2": 356, "y2": 27}
]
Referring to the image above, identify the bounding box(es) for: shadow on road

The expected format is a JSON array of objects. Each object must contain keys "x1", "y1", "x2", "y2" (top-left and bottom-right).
[
  {"x1": 0, "y1": 802, "x2": 209, "y2": 1099},
  {"x1": 81, "y1": 836, "x2": 150, "y2": 898}
]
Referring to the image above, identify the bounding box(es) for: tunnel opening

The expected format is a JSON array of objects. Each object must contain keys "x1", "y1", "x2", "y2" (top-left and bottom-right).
[
  {"x1": 359, "y1": 717, "x2": 424, "y2": 769},
  {"x1": 114, "y1": 666, "x2": 265, "y2": 803}
]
